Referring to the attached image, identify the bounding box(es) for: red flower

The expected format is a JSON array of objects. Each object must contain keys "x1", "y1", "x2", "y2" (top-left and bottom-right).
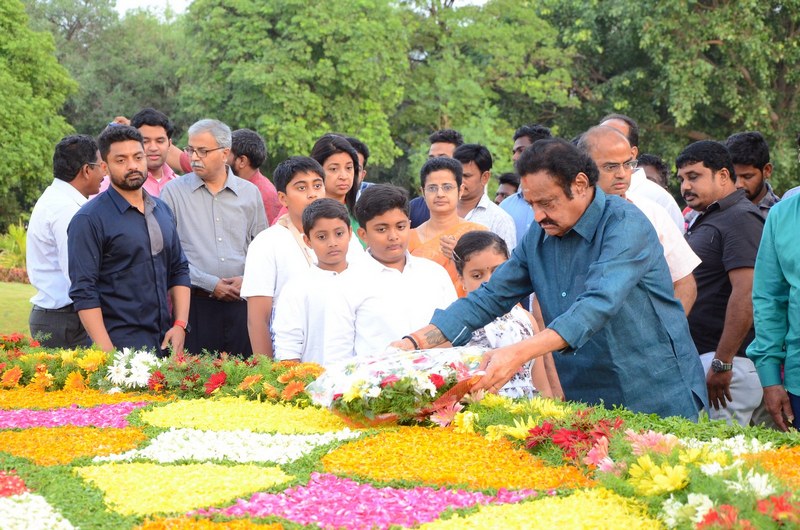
[
  {"x1": 332, "y1": 393, "x2": 343, "y2": 401},
  {"x1": 147, "y1": 370, "x2": 167, "y2": 392},
  {"x1": 429, "y1": 373, "x2": 446, "y2": 389},
  {"x1": 757, "y1": 493, "x2": 800, "y2": 524},
  {"x1": 697, "y1": 505, "x2": 754, "y2": 530},
  {"x1": 525, "y1": 421, "x2": 554, "y2": 449},
  {"x1": 204, "y1": 371, "x2": 227, "y2": 395},
  {"x1": 380, "y1": 375, "x2": 400, "y2": 388}
]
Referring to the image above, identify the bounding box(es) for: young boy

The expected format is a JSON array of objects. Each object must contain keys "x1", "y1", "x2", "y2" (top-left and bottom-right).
[
  {"x1": 240, "y1": 157, "x2": 326, "y2": 358},
  {"x1": 326, "y1": 184, "x2": 457, "y2": 358},
  {"x1": 272, "y1": 198, "x2": 358, "y2": 366}
]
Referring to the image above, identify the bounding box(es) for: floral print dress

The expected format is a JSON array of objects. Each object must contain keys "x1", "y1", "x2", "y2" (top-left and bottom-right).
[{"x1": 467, "y1": 304, "x2": 537, "y2": 399}]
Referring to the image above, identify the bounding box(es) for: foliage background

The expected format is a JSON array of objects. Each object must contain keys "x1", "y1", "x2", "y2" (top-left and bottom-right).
[{"x1": 1, "y1": 0, "x2": 798, "y2": 231}]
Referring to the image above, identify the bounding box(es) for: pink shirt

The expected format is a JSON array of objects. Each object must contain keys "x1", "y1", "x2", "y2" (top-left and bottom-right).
[
  {"x1": 247, "y1": 170, "x2": 282, "y2": 225},
  {"x1": 94, "y1": 163, "x2": 177, "y2": 198}
]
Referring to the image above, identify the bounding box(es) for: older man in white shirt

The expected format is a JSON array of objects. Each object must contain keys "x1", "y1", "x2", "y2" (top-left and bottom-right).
[{"x1": 27, "y1": 135, "x2": 105, "y2": 347}]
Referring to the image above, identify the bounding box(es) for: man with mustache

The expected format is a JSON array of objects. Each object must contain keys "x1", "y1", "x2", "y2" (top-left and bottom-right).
[
  {"x1": 395, "y1": 139, "x2": 707, "y2": 420},
  {"x1": 160, "y1": 119, "x2": 267, "y2": 357},
  {"x1": 677, "y1": 141, "x2": 767, "y2": 426},
  {"x1": 67, "y1": 125, "x2": 191, "y2": 355}
]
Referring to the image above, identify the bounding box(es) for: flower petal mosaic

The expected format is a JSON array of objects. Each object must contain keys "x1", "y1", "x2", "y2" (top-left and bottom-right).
[{"x1": 2, "y1": 340, "x2": 800, "y2": 529}]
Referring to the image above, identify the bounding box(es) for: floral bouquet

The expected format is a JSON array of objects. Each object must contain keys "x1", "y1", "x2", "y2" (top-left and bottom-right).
[{"x1": 306, "y1": 346, "x2": 485, "y2": 426}]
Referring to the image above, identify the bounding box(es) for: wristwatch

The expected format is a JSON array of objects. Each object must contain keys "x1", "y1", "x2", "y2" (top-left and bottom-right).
[
  {"x1": 174, "y1": 320, "x2": 191, "y2": 334},
  {"x1": 711, "y1": 358, "x2": 733, "y2": 373}
]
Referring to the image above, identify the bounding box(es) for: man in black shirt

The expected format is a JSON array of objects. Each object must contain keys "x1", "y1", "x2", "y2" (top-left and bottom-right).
[{"x1": 677, "y1": 141, "x2": 766, "y2": 426}]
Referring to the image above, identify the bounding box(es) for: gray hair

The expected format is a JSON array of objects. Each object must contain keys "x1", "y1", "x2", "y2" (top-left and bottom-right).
[{"x1": 188, "y1": 119, "x2": 232, "y2": 148}]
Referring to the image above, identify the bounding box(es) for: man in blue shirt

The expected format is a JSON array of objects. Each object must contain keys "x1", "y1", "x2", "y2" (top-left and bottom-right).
[
  {"x1": 747, "y1": 193, "x2": 800, "y2": 431},
  {"x1": 500, "y1": 124, "x2": 552, "y2": 245},
  {"x1": 68, "y1": 125, "x2": 191, "y2": 355},
  {"x1": 396, "y1": 139, "x2": 707, "y2": 419}
]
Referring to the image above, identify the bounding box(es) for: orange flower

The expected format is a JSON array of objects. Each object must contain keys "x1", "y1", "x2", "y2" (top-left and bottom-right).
[
  {"x1": 238, "y1": 374, "x2": 263, "y2": 391},
  {"x1": 64, "y1": 371, "x2": 88, "y2": 391},
  {"x1": 322, "y1": 426, "x2": 592, "y2": 490},
  {"x1": 0, "y1": 426, "x2": 147, "y2": 465},
  {"x1": 0, "y1": 388, "x2": 170, "y2": 410},
  {"x1": 1, "y1": 366, "x2": 22, "y2": 388},
  {"x1": 276, "y1": 371, "x2": 296, "y2": 384},
  {"x1": 281, "y1": 380, "x2": 306, "y2": 401},
  {"x1": 28, "y1": 364, "x2": 54, "y2": 391},
  {"x1": 746, "y1": 447, "x2": 800, "y2": 490},
  {"x1": 262, "y1": 383, "x2": 279, "y2": 400}
]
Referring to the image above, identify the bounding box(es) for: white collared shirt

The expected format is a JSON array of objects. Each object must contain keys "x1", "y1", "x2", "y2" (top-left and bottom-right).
[
  {"x1": 322, "y1": 252, "x2": 458, "y2": 360},
  {"x1": 273, "y1": 264, "x2": 360, "y2": 367},
  {"x1": 27, "y1": 179, "x2": 88, "y2": 309},
  {"x1": 629, "y1": 168, "x2": 685, "y2": 234},
  {"x1": 628, "y1": 191, "x2": 701, "y2": 282},
  {"x1": 463, "y1": 194, "x2": 517, "y2": 250}
]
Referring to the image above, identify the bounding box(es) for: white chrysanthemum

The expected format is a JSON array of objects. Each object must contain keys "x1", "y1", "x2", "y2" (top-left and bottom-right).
[
  {"x1": 126, "y1": 365, "x2": 152, "y2": 388},
  {"x1": 682, "y1": 434, "x2": 773, "y2": 455},
  {"x1": 725, "y1": 468, "x2": 777, "y2": 497},
  {"x1": 660, "y1": 493, "x2": 714, "y2": 529},
  {"x1": 129, "y1": 350, "x2": 160, "y2": 371},
  {"x1": 686, "y1": 494, "x2": 714, "y2": 523},
  {"x1": 95, "y1": 428, "x2": 361, "y2": 464},
  {"x1": 0, "y1": 493, "x2": 76, "y2": 530},
  {"x1": 105, "y1": 363, "x2": 129, "y2": 386}
]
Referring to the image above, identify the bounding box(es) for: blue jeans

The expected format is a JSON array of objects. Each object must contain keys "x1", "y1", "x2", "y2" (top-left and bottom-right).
[{"x1": 790, "y1": 392, "x2": 800, "y2": 429}]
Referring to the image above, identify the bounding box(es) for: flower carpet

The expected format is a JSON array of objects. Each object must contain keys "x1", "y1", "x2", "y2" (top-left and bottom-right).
[{"x1": 2, "y1": 335, "x2": 800, "y2": 529}]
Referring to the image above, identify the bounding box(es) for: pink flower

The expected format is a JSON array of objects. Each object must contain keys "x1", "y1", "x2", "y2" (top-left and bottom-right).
[
  {"x1": 583, "y1": 436, "x2": 610, "y2": 467},
  {"x1": 430, "y1": 401, "x2": 464, "y2": 427},
  {"x1": 380, "y1": 375, "x2": 400, "y2": 388},
  {"x1": 624, "y1": 428, "x2": 679, "y2": 455}
]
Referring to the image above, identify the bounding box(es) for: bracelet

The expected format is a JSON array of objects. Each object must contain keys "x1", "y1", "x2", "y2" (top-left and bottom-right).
[
  {"x1": 174, "y1": 320, "x2": 187, "y2": 330},
  {"x1": 402, "y1": 335, "x2": 419, "y2": 350}
]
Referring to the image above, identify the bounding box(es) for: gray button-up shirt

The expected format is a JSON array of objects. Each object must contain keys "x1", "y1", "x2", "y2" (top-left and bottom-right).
[{"x1": 160, "y1": 168, "x2": 268, "y2": 292}]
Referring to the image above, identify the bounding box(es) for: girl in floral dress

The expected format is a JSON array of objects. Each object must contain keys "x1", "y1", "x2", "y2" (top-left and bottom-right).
[{"x1": 453, "y1": 231, "x2": 555, "y2": 398}]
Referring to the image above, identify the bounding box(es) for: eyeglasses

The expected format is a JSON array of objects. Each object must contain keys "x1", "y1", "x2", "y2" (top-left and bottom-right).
[
  {"x1": 184, "y1": 146, "x2": 225, "y2": 158},
  {"x1": 601, "y1": 160, "x2": 638, "y2": 173},
  {"x1": 87, "y1": 162, "x2": 102, "y2": 169},
  {"x1": 424, "y1": 183, "x2": 458, "y2": 194}
]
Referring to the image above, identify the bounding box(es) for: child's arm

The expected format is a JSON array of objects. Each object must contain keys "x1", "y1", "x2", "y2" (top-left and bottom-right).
[
  {"x1": 272, "y1": 284, "x2": 305, "y2": 362},
  {"x1": 247, "y1": 296, "x2": 274, "y2": 358},
  {"x1": 523, "y1": 306, "x2": 564, "y2": 400}
]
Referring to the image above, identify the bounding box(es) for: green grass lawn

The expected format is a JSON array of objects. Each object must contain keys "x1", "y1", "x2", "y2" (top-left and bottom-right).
[{"x1": 0, "y1": 282, "x2": 34, "y2": 335}]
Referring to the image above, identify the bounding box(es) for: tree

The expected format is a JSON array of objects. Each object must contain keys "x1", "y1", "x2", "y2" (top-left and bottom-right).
[
  {"x1": 0, "y1": 0, "x2": 75, "y2": 230},
  {"x1": 181, "y1": 0, "x2": 410, "y2": 168}
]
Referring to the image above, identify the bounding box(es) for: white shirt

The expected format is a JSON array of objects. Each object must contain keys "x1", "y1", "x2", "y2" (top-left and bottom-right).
[
  {"x1": 464, "y1": 194, "x2": 517, "y2": 251},
  {"x1": 273, "y1": 264, "x2": 359, "y2": 367},
  {"x1": 27, "y1": 179, "x2": 87, "y2": 309},
  {"x1": 327, "y1": 252, "x2": 457, "y2": 359},
  {"x1": 628, "y1": 192, "x2": 701, "y2": 282},
  {"x1": 629, "y1": 168, "x2": 685, "y2": 234}
]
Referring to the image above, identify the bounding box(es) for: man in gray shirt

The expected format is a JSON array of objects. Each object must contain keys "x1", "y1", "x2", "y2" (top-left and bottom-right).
[{"x1": 161, "y1": 119, "x2": 267, "y2": 357}]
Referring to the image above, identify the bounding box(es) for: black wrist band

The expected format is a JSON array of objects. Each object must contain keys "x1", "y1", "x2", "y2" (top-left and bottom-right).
[{"x1": 403, "y1": 335, "x2": 419, "y2": 349}]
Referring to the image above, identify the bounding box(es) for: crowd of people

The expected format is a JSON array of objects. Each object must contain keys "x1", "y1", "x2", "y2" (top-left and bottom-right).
[{"x1": 24, "y1": 107, "x2": 800, "y2": 431}]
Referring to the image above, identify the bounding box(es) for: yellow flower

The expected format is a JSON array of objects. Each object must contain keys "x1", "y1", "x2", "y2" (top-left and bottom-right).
[
  {"x1": 452, "y1": 411, "x2": 478, "y2": 434},
  {"x1": 76, "y1": 349, "x2": 108, "y2": 373},
  {"x1": 505, "y1": 416, "x2": 539, "y2": 440},
  {"x1": 484, "y1": 424, "x2": 510, "y2": 442},
  {"x1": 63, "y1": 371, "x2": 87, "y2": 391},
  {"x1": 74, "y1": 462, "x2": 292, "y2": 515},
  {"x1": 628, "y1": 455, "x2": 689, "y2": 496},
  {"x1": 524, "y1": 397, "x2": 570, "y2": 419},
  {"x1": 59, "y1": 349, "x2": 77, "y2": 366},
  {"x1": 342, "y1": 380, "x2": 366, "y2": 403},
  {"x1": 28, "y1": 364, "x2": 54, "y2": 391},
  {"x1": 480, "y1": 393, "x2": 514, "y2": 409}
]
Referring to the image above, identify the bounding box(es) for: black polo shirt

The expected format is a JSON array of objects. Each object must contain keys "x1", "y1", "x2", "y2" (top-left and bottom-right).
[{"x1": 685, "y1": 189, "x2": 764, "y2": 356}]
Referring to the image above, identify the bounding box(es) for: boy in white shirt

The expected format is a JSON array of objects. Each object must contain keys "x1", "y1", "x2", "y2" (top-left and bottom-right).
[
  {"x1": 241, "y1": 157, "x2": 325, "y2": 357},
  {"x1": 325, "y1": 184, "x2": 457, "y2": 359},
  {"x1": 273, "y1": 199, "x2": 358, "y2": 366}
]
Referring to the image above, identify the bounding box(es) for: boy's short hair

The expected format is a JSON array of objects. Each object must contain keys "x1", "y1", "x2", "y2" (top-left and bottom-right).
[
  {"x1": 273, "y1": 156, "x2": 325, "y2": 193},
  {"x1": 724, "y1": 131, "x2": 770, "y2": 170},
  {"x1": 301, "y1": 198, "x2": 350, "y2": 236},
  {"x1": 419, "y1": 156, "x2": 463, "y2": 188},
  {"x1": 354, "y1": 184, "x2": 409, "y2": 227},
  {"x1": 130, "y1": 108, "x2": 175, "y2": 138}
]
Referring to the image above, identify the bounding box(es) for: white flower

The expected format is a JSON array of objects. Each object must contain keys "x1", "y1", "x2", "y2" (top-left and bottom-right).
[
  {"x1": 660, "y1": 493, "x2": 714, "y2": 529},
  {"x1": 105, "y1": 363, "x2": 128, "y2": 386},
  {"x1": 94, "y1": 428, "x2": 362, "y2": 464},
  {"x1": 125, "y1": 365, "x2": 153, "y2": 388},
  {"x1": 0, "y1": 493, "x2": 76, "y2": 530},
  {"x1": 365, "y1": 386, "x2": 381, "y2": 399},
  {"x1": 682, "y1": 434, "x2": 773, "y2": 455},
  {"x1": 725, "y1": 468, "x2": 777, "y2": 497}
]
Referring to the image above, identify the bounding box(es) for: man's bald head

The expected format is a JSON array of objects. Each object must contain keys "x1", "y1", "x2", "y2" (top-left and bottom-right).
[
  {"x1": 577, "y1": 126, "x2": 637, "y2": 197},
  {"x1": 577, "y1": 126, "x2": 631, "y2": 157},
  {"x1": 600, "y1": 113, "x2": 639, "y2": 156}
]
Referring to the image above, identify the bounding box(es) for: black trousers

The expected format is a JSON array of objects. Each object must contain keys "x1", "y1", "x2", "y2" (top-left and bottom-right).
[
  {"x1": 29, "y1": 305, "x2": 90, "y2": 348},
  {"x1": 185, "y1": 294, "x2": 252, "y2": 358}
]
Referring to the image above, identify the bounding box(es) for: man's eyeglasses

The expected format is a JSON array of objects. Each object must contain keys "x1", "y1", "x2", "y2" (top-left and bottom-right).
[
  {"x1": 424, "y1": 183, "x2": 458, "y2": 194},
  {"x1": 601, "y1": 160, "x2": 638, "y2": 174},
  {"x1": 87, "y1": 162, "x2": 102, "y2": 169},
  {"x1": 184, "y1": 146, "x2": 225, "y2": 158}
]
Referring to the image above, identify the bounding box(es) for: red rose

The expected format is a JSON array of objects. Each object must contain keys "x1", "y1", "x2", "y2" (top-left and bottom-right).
[
  {"x1": 429, "y1": 373, "x2": 446, "y2": 389},
  {"x1": 204, "y1": 371, "x2": 227, "y2": 395}
]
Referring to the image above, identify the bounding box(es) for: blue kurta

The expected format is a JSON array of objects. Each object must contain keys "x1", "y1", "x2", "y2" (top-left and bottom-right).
[{"x1": 432, "y1": 188, "x2": 708, "y2": 419}]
